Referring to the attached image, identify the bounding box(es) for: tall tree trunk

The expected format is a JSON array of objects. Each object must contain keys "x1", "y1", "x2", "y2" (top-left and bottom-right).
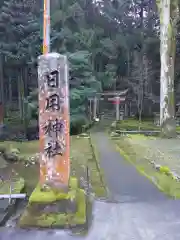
[
  {"x1": 24, "y1": 66, "x2": 28, "y2": 97},
  {"x1": 157, "y1": 0, "x2": 177, "y2": 137},
  {"x1": 0, "y1": 55, "x2": 4, "y2": 124},
  {"x1": 8, "y1": 77, "x2": 12, "y2": 104},
  {"x1": 18, "y1": 68, "x2": 25, "y2": 122},
  {"x1": 138, "y1": 0, "x2": 144, "y2": 130}
]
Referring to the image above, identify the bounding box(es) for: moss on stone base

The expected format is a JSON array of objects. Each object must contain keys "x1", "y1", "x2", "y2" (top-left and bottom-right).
[
  {"x1": 29, "y1": 184, "x2": 71, "y2": 203},
  {"x1": 28, "y1": 177, "x2": 78, "y2": 203},
  {"x1": 19, "y1": 177, "x2": 86, "y2": 228}
]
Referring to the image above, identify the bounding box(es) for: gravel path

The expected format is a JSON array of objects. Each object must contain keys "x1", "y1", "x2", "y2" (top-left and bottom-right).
[{"x1": 1, "y1": 132, "x2": 180, "y2": 240}]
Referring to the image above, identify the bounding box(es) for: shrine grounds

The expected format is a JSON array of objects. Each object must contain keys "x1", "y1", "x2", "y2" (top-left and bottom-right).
[
  {"x1": 2, "y1": 120, "x2": 180, "y2": 239},
  {"x1": 1, "y1": 118, "x2": 180, "y2": 203},
  {"x1": 0, "y1": 135, "x2": 107, "y2": 198},
  {"x1": 110, "y1": 119, "x2": 180, "y2": 199}
]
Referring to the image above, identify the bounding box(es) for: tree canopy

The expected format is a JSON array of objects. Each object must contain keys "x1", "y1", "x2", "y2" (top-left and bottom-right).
[{"x1": 0, "y1": 0, "x2": 180, "y2": 135}]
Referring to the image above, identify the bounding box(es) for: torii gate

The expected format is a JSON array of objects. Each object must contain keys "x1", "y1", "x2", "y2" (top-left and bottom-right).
[{"x1": 88, "y1": 89, "x2": 129, "y2": 121}]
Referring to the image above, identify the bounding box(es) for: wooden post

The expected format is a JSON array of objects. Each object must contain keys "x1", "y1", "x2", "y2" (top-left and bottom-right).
[
  {"x1": 124, "y1": 102, "x2": 128, "y2": 117},
  {"x1": 97, "y1": 98, "x2": 100, "y2": 117},
  {"x1": 93, "y1": 96, "x2": 97, "y2": 119},
  {"x1": 38, "y1": 52, "x2": 70, "y2": 190},
  {"x1": 116, "y1": 96, "x2": 120, "y2": 121},
  {"x1": 129, "y1": 101, "x2": 132, "y2": 116},
  {"x1": 89, "y1": 99, "x2": 92, "y2": 121}
]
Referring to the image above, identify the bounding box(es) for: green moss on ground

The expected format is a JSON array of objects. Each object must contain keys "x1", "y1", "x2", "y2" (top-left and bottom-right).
[
  {"x1": 0, "y1": 135, "x2": 107, "y2": 198},
  {"x1": 112, "y1": 135, "x2": 180, "y2": 199},
  {"x1": 12, "y1": 163, "x2": 39, "y2": 196},
  {"x1": 19, "y1": 187, "x2": 86, "y2": 228},
  {"x1": 0, "y1": 176, "x2": 25, "y2": 194},
  {"x1": 89, "y1": 134, "x2": 108, "y2": 198},
  {"x1": 115, "y1": 119, "x2": 159, "y2": 131},
  {"x1": 0, "y1": 140, "x2": 39, "y2": 161},
  {"x1": 0, "y1": 156, "x2": 8, "y2": 168},
  {"x1": 70, "y1": 136, "x2": 107, "y2": 198},
  {"x1": 114, "y1": 119, "x2": 180, "y2": 132}
]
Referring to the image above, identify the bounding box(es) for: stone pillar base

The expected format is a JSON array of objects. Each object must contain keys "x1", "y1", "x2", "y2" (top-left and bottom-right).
[{"x1": 18, "y1": 177, "x2": 87, "y2": 228}]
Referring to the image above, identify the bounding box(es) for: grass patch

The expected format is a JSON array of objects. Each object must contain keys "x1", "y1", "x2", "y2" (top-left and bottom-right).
[
  {"x1": 0, "y1": 176, "x2": 25, "y2": 194},
  {"x1": 0, "y1": 136, "x2": 107, "y2": 198},
  {"x1": 115, "y1": 119, "x2": 180, "y2": 132},
  {"x1": 127, "y1": 134, "x2": 156, "y2": 140},
  {"x1": 112, "y1": 135, "x2": 180, "y2": 199},
  {"x1": 115, "y1": 119, "x2": 159, "y2": 131},
  {"x1": 0, "y1": 140, "x2": 39, "y2": 160},
  {"x1": 13, "y1": 163, "x2": 39, "y2": 196},
  {"x1": 0, "y1": 155, "x2": 8, "y2": 168},
  {"x1": 71, "y1": 135, "x2": 107, "y2": 198},
  {"x1": 89, "y1": 133, "x2": 108, "y2": 198}
]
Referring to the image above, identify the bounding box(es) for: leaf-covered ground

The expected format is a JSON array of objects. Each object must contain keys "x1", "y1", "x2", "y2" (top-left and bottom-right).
[
  {"x1": 125, "y1": 135, "x2": 180, "y2": 175},
  {"x1": 111, "y1": 134, "x2": 180, "y2": 198}
]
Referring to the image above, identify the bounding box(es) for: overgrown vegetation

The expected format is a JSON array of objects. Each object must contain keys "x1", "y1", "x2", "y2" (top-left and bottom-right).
[
  {"x1": 112, "y1": 119, "x2": 180, "y2": 132},
  {"x1": 1, "y1": 0, "x2": 180, "y2": 136},
  {"x1": 70, "y1": 135, "x2": 107, "y2": 198},
  {"x1": 0, "y1": 136, "x2": 107, "y2": 198},
  {"x1": 114, "y1": 119, "x2": 159, "y2": 131}
]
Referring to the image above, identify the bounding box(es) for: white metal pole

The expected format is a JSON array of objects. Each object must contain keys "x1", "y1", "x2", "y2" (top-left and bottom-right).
[{"x1": 0, "y1": 194, "x2": 26, "y2": 199}]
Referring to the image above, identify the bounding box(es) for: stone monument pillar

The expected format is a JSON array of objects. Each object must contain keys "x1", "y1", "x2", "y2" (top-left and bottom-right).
[
  {"x1": 38, "y1": 52, "x2": 70, "y2": 190},
  {"x1": 0, "y1": 102, "x2": 3, "y2": 125},
  {"x1": 19, "y1": 52, "x2": 87, "y2": 228}
]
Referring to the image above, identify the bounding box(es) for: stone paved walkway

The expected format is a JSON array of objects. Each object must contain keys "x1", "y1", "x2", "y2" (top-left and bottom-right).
[
  {"x1": 91, "y1": 133, "x2": 166, "y2": 202},
  {"x1": 1, "y1": 132, "x2": 180, "y2": 240}
]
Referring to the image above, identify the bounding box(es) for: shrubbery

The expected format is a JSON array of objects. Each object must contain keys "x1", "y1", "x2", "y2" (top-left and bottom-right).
[
  {"x1": 70, "y1": 115, "x2": 93, "y2": 135},
  {"x1": 1, "y1": 112, "x2": 93, "y2": 141}
]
